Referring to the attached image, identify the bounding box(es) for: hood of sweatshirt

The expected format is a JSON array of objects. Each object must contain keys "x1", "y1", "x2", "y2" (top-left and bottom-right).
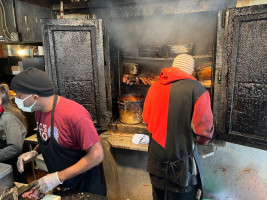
[{"x1": 159, "y1": 67, "x2": 196, "y2": 85}]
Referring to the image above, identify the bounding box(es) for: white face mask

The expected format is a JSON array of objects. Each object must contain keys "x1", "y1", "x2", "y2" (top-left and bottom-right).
[{"x1": 15, "y1": 95, "x2": 36, "y2": 113}]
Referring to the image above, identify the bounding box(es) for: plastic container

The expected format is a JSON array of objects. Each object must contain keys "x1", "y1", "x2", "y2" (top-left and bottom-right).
[{"x1": 0, "y1": 163, "x2": 14, "y2": 194}]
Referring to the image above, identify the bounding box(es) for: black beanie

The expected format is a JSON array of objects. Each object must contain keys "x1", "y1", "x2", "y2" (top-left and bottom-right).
[{"x1": 11, "y1": 67, "x2": 54, "y2": 97}]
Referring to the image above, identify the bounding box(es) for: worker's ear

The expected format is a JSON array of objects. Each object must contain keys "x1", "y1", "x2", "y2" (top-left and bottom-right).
[{"x1": 32, "y1": 94, "x2": 40, "y2": 101}]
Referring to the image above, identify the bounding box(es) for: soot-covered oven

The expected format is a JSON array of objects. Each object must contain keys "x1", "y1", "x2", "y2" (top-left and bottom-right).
[{"x1": 42, "y1": 2, "x2": 267, "y2": 151}]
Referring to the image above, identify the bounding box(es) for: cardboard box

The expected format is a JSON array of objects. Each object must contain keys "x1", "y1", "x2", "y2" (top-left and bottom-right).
[
  {"x1": 11, "y1": 66, "x2": 19, "y2": 71},
  {"x1": 0, "y1": 45, "x2": 8, "y2": 58},
  {"x1": 11, "y1": 65, "x2": 23, "y2": 75}
]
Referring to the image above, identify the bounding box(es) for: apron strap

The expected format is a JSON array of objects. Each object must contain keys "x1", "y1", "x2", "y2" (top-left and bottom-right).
[
  {"x1": 37, "y1": 95, "x2": 58, "y2": 138},
  {"x1": 50, "y1": 95, "x2": 58, "y2": 138},
  {"x1": 37, "y1": 113, "x2": 42, "y2": 134}
]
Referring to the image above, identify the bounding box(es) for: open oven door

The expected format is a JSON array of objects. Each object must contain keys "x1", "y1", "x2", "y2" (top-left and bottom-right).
[
  {"x1": 40, "y1": 19, "x2": 112, "y2": 130},
  {"x1": 214, "y1": 5, "x2": 267, "y2": 150}
]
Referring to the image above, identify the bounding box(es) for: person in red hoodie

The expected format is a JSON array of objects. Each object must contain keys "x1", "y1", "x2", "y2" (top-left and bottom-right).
[{"x1": 142, "y1": 54, "x2": 214, "y2": 200}]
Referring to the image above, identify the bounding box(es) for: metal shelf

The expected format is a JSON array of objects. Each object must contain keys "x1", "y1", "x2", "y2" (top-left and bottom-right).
[
  {"x1": 122, "y1": 83, "x2": 151, "y2": 87},
  {"x1": 123, "y1": 56, "x2": 173, "y2": 61},
  {"x1": 123, "y1": 54, "x2": 213, "y2": 61},
  {"x1": 122, "y1": 80, "x2": 212, "y2": 88}
]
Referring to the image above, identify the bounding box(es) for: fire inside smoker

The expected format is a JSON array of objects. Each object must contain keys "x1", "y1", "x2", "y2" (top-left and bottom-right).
[{"x1": 120, "y1": 95, "x2": 144, "y2": 102}]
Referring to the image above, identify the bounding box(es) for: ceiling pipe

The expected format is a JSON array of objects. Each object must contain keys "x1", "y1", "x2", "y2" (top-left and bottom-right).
[{"x1": 60, "y1": 0, "x2": 64, "y2": 19}]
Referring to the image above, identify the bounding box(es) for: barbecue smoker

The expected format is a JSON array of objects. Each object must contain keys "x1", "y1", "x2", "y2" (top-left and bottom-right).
[
  {"x1": 43, "y1": 2, "x2": 266, "y2": 150},
  {"x1": 41, "y1": 1, "x2": 266, "y2": 199}
]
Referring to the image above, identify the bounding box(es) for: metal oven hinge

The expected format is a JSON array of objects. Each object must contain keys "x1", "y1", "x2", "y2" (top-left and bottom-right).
[
  {"x1": 218, "y1": 69, "x2": 222, "y2": 84},
  {"x1": 221, "y1": 11, "x2": 226, "y2": 28}
]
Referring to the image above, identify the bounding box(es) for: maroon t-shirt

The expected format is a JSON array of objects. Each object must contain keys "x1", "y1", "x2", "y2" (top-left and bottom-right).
[{"x1": 35, "y1": 96, "x2": 100, "y2": 151}]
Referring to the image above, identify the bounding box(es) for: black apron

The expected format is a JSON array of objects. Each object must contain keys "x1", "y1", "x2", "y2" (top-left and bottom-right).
[
  {"x1": 148, "y1": 146, "x2": 203, "y2": 200},
  {"x1": 0, "y1": 110, "x2": 28, "y2": 184},
  {"x1": 36, "y1": 95, "x2": 106, "y2": 196}
]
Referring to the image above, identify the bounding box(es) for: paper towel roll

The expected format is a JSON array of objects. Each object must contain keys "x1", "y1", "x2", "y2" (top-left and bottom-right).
[{"x1": 38, "y1": 46, "x2": 44, "y2": 56}]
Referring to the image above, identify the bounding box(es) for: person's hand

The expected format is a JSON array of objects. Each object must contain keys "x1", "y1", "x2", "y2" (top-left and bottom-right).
[
  {"x1": 17, "y1": 151, "x2": 38, "y2": 173},
  {"x1": 35, "y1": 172, "x2": 63, "y2": 193}
]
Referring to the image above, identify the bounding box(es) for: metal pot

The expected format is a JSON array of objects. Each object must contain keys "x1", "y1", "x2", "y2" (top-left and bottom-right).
[
  {"x1": 123, "y1": 63, "x2": 141, "y2": 75},
  {"x1": 118, "y1": 94, "x2": 145, "y2": 124}
]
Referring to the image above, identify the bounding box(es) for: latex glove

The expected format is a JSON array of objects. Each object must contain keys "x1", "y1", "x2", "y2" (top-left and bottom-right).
[
  {"x1": 35, "y1": 172, "x2": 63, "y2": 193},
  {"x1": 17, "y1": 151, "x2": 38, "y2": 173}
]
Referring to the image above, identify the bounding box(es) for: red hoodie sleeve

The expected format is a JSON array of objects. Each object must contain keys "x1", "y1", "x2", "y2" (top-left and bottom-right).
[{"x1": 192, "y1": 91, "x2": 214, "y2": 145}]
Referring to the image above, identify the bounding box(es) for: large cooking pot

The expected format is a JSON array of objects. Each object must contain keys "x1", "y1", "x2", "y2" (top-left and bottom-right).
[{"x1": 118, "y1": 94, "x2": 145, "y2": 124}]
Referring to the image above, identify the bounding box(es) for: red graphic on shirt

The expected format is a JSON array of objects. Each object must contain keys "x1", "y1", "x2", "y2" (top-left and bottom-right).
[{"x1": 37, "y1": 122, "x2": 48, "y2": 141}]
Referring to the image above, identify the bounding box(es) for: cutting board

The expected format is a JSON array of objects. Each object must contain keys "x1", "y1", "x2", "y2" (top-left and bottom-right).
[
  {"x1": 17, "y1": 181, "x2": 61, "y2": 200},
  {"x1": 42, "y1": 194, "x2": 61, "y2": 200}
]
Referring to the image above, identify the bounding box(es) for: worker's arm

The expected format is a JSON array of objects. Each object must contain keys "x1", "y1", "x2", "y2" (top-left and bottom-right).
[
  {"x1": 191, "y1": 90, "x2": 214, "y2": 145},
  {"x1": 35, "y1": 114, "x2": 103, "y2": 194},
  {"x1": 58, "y1": 141, "x2": 103, "y2": 182},
  {"x1": 35, "y1": 141, "x2": 104, "y2": 193},
  {"x1": 0, "y1": 115, "x2": 26, "y2": 162},
  {"x1": 57, "y1": 116, "x2": 104, "y2": 181},
  {"x1": 17, "y1": 144, "x2": 40, "y2": 173}
]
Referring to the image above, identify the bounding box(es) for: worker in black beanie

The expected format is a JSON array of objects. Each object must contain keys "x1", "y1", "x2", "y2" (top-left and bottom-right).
[
  {"x1": 11, "y1": 67, "x2": 107, "y2": 197},
  {"x1": 11, "y1": 67, "x2": 54, "y2": 98}
]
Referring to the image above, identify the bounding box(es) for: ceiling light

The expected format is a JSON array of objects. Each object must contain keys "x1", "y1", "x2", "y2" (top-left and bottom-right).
[{"x1": 18, "y1": 49, "x2": 26, "y2": 56}]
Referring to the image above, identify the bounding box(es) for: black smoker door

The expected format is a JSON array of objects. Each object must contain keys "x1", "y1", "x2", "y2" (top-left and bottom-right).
[
  {"x1": 214, "y1": 5, "x2": 267, "y2": 150},
  {"x1": 41, "y1": 19, "x2": 111, "y2": 129}
]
